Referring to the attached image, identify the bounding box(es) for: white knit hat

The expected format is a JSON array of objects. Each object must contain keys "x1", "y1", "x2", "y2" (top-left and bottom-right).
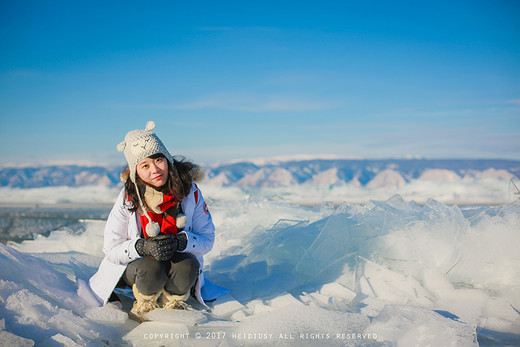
[
  {"x1": 117, "y1": 120, "x2": 174, "y2": 237},
  {"x1": 117, "y1": 121, "x2": 174, "y2": 183}
]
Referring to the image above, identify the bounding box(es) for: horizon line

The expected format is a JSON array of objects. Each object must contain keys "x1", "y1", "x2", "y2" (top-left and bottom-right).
[{"x1": 1, "y1": 155, "x2": 519, "y2": 169}]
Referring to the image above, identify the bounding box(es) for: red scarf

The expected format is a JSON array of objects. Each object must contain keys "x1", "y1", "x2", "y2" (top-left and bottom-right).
[{"x1": 137, "y1": 193, "x2": 179, "y2": 238}]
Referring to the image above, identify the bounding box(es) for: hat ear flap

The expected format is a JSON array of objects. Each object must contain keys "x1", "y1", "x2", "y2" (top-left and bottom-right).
[
  {"x1": 145, "y1": 121, "x2": 156, "y2": 131},
  {"x1": 117, "y1": 141, "x2": 126, "y2": 152}
]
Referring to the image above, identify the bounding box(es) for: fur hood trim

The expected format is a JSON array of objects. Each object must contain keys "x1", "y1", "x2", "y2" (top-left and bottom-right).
[
  {"x1": 120, "y1": 169, "x2": 130, "y2": 182},
  {"x1": 190, "y1": 166, "x2": 205, "y2": 183}
]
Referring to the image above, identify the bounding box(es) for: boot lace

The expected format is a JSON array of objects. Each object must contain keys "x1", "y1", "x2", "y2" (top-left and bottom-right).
[
  {"x1": 135, "y1": 299, "x2": 159, "y2": 315},
  {"x1": 162, "y1": 298, "x2": 191, "y2": 310}
]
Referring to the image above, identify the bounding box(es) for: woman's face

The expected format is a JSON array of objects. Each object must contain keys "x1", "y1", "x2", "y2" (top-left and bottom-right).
[{"x1": 136, "y1": 156, "x2": 169, "y2": 188}]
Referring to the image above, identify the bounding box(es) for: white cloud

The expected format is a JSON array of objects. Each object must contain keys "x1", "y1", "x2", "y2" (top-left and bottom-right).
[
  {"x1": 506, "y1": 99, "x2": 520, "y2": 105},
  {"x1": 114, "y1": 92, "x2": 341, "y2": 112}
]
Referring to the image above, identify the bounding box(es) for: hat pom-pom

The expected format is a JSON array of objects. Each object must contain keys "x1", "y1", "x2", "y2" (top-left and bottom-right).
[
  {"x1": 176, "y1": 213, "x2": 187, "y2": 230},
  {"x1": 146, "y1": 222, "x2": 160, "y2": 237},
  {"x1": 117, "y1": 141, "x2": 126, "y2": 152},
  {"x1": 145, "y1": 121, "x2": 156, "y2": 131}
]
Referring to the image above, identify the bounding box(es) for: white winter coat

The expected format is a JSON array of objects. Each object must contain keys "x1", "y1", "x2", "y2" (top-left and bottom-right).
[{"x1": 86, "y1": 183, "x2": 215, "y2": 306}]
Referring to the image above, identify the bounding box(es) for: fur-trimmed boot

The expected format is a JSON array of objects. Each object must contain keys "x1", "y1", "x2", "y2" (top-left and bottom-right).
[
  {"x1": 129, "y1": 284, "x2": 161, "y2": 322},
  {"x1": 160, "y1": 289, "x2": 190, "y2": 310}
]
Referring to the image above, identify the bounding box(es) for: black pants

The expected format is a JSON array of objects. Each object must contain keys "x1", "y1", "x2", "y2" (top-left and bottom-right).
[{"x1": 123, "y1": 252, "x2": 200, "y2": 296}]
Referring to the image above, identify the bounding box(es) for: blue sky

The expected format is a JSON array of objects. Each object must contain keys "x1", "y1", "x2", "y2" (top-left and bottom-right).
[{"x1": 1, "y1": 0, "x2": 519, "y2": 166}]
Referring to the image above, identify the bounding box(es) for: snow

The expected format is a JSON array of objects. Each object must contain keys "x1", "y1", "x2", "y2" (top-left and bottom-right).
[
  {"x1": 1, "y1": 184, "x2": 520, "y2": 346},
  {"x1": 236, "y1": 167, "x2": 297, "y2": 187},
  {"x1": 2, "y1": 162, "x2": 518, "y2": 206},
  {"x1": 205, "y1": 175, "x2": 517, "y2": 205},
  {"x1": 144, "y1": 308, "x2": 207, "y2": 325},
  {"x1": 122, "y1": 322, "x2": 189, "y2": 346},
  {"x1": 468, "y1": 168, "x2": 515, "y2": 180},
  {"x1": 367, "y1": 304, "x2": 478, "y2": 346},
  {"x1": 0, "y1": 185, "x2": 121, "y2": 204},
  {"x1": 309, "y1": 167, "x2": 340, "y2": 185},
  {"x1": 366, "y1": 169, "x2": 406, "y2": 188},
  {"x1": 419, "y1": 169, "x2": 462, "y2": 182},
  {"x1": 0, "y1": 330, "x2": 35, "y2": 347}
]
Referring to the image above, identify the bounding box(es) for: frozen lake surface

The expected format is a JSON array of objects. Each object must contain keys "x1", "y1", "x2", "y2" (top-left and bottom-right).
[{"x1": 0, "y1": 185, "x2": 519, "y2": 346}]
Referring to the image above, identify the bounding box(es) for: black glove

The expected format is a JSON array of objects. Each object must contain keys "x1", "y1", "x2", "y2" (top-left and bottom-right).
[
  {"x1": 136, "y1": 234, "x2": 178, "y2": 261},
  {"x1": 176, "y1": 232, "x2": 188, "y2": 251}
]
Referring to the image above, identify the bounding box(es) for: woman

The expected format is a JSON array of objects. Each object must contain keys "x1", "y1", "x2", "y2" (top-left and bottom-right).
[{"x1": 81, "y1": 121, "x2": 222, "y2": 320}]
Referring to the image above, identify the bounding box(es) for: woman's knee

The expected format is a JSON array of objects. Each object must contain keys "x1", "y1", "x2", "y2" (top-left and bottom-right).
[
  {"x1": 177, "y1": 254, "x2": 200, "y2": 278},
  {"x1": 165, "y1": 254, "x2": 200, "y2": 294},
  {"x1": 124, "y1": 256, "x2": 169, "y2": 294}
]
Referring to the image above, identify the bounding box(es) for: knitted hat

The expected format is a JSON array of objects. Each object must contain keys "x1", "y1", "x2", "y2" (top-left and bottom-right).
[
  {"x1": 117, "y1": 121, "x2": 174, "y2": 237},
  {"x1": 117, "y1": 121, "x2": 174, "y2": 183}
]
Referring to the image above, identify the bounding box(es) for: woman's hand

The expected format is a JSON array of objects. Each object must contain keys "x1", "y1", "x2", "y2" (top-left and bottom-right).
[{"x1": 136, "y1": 234, "x2": 178, "y2": 261}]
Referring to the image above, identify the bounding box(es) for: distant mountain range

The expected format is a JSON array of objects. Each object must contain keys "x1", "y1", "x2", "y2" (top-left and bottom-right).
[
  {"x1": 0, "y1": 165, "x2": 122, "y2": 188},
  {"x1": 1, "y1": 159, "x2": 519, "y2": 189}
]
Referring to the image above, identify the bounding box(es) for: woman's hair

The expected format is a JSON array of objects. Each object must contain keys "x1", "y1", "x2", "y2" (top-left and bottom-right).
[{"x1": 122, "y1": 154, "x2": 203, "y2": 213}]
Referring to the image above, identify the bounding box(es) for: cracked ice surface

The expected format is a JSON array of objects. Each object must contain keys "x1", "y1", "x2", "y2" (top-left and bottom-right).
[{"x1": 1, "y1": 193, "x2": 519, "y2": 346}]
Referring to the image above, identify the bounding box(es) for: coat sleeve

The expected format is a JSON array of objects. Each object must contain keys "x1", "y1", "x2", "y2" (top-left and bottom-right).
[
  {"x1": 179, "y1": 184, "x2": 215, "y2": 257},
  {"x1": 102, "y1": 189, "x2": 142, "y2": 265}
]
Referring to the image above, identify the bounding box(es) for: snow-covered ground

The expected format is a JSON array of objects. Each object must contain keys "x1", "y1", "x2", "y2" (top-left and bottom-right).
[
  {"x1": 1, "y1": 175, "x2": 518, "y2": 206},
  {"x1": 1, "y1": 183, "x2": 519, "y2": 346}
]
